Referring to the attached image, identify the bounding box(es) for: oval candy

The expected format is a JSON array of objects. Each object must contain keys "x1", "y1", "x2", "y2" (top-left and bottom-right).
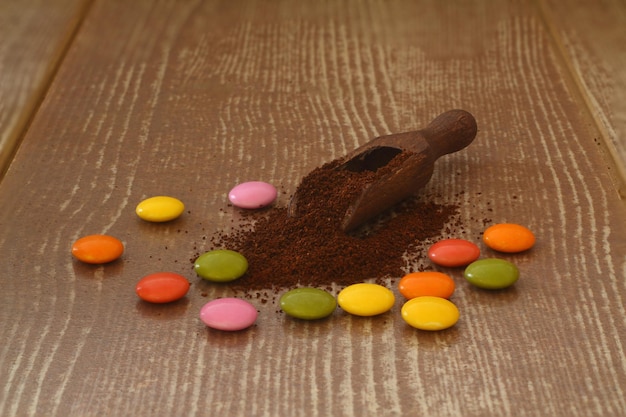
[
  {"x1": 280, "y1": 288, "x2": 337, "y2": 320},
  {"x1": 228, "y1": 181, "x2": 277, "y2": 209},
  {"x1": 71, "y1": 234, "x2": 124, "y2": 264},
  {"x1": 428, "y1": 239, "x2": 480, "y2": 267},
  {"x1": 337, "y1": 283, "x2": 395, "y2": 316},
  {"x1": 483, "y1": 223, "x2": 535, "y2": 253},
  {"x1": 200, "y1": 298, "x2": 258, "y2": 331},
  {"x1": 398, "y1": 271, "x2": 455, "y2": 300},
  {"x1": 464, "y1": 258, "x2": 519, "y2": 289},
  {"x1": 135, "y1": 272, "x2": 190, "y2": 303},
  {"x1": 136, "y1": 196, "x2": 185, "y2": 222},
  {"x1": 401, "y1": 296, "x2": 459, "y2": 331},
  {"x1": 194, "y1": 249, "x2": 248, "y2": 282}
]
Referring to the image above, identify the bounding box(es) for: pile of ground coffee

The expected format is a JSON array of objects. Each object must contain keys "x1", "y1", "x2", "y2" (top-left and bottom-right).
[{"x1": 208, "y1": 151, "x2": 458, "y2": 291}]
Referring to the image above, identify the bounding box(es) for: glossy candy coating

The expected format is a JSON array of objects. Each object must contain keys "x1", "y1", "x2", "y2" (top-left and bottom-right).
[
  {"x1": 427, "y1": 239, "x2": 480, "y2": 267},
  {"x1": 71, "y1": 234, "x2": 124, "y2": 264},
  {"x1": 136, "y1": 196, "x2": 185, "y2": 222},
  {"x1": 200, "y1": 298, "x2": 258, "y2": 331},
  {"x1": 135, "y1": 272, "x2": 190, "y2": 303},
  {"x1": 280, "y1": 288, "x2": 337, "y2": 320},
  {"x1": 398, "y1": 271, "x2": 455, "y2": 299},
  {"x1": 464, "y1": 258, "x2": 519, "y2": 289},
  {"x1": 228, "y1": 181, "x2": 277, "y2": 209},
  {"x1": 337, "y1": 283, "x2": 395, "y2": 316},
  {"x1": 483, "y1": 223, "x2": 535, "y2": 253},
  {"x1": 194, "y1": 250, "x2": 248, "y2": 282},
  {"x1": 401, "y1": 296, "x2": 459, "y2": 330}
]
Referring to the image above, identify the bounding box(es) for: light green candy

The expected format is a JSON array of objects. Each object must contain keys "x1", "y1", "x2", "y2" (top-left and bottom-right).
[
  {"x1": 464, "y1": 258, "x2": 519, "y2": 289},
  {"x1": 194, "y1": 249, "x2": 248, "y2": 282},
  {"x1": 280, "y1": 288, "x2": 337, "y2": 320}
]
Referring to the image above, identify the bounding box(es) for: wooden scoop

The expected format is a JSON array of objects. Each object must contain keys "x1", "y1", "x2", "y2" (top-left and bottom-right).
[{"x1": 289, "y1": 109, "x2": 478, "y2": 231}]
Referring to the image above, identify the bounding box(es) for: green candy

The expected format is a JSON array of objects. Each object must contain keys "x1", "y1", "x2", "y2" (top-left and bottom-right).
[
  {"x1": 279, "y1": 288, "x2": 337, "y2": 320},
  {"x1": 464, "y1": 258, "x2": 519, "y2": 289},
  {"x1": 194, "y1": 249, "x2": 248, "y2": 282}
]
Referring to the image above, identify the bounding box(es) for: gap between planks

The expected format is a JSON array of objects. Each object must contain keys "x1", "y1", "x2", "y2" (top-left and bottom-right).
[
  {"x1": 533, "y1": 0, "x2": 626, "y2": 200},
  {"x1": 0, "y1": 0, "x2": 96, "y2": 182}
]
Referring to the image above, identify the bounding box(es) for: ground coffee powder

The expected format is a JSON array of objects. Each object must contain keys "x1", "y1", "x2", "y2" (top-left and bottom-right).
[{"x1": 206, "y1": 150, "x2": 459, "y2": 292}]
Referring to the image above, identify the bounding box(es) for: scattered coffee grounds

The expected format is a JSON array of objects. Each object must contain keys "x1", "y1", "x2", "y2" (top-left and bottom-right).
[{"x1": 207, "y1": 150, "x2": 459, "y2": 291}]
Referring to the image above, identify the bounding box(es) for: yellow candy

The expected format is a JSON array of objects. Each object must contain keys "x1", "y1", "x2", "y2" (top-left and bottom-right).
[
  {"x1": 401, "y1": 296, "x2": 459, "y2": 331},
  {"x1": 337, "y1": 283, "x2": 395, "y2": 316},
  {"x1": 136, "y1": 196, "x2": 185, "y2": 222}
]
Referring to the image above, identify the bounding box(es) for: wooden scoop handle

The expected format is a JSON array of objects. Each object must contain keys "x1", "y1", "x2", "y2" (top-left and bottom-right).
[
  {"x1": 340, "y1": 109, "x2": 477, "y2": 231},
  {"x1": 421, "y1": 109, "x2": 478, "y2": 158},
  {"x1": 337, "y1": 109, "x2": 477, "y2": 172},
  {"x1": 288, "y1": 110, "x2": 478, "y2": 232}
]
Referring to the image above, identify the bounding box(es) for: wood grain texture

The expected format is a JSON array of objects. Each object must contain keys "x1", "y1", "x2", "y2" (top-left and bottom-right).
[
  {"x1": 0, "y1": 0, "x2": 91, "y2": 178},
  {"x1": 540, "y1": 0, "x2": 626, "y2": 197},
  {"x1": 0, "y1": 1, "x2": 625, "y2": 416}
]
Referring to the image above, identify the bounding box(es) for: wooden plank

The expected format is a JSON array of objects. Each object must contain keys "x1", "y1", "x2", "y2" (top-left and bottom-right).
[
  {"x1": 539, "y1": 0, "x2": 626, "y2": 197},
  {"x1": 0, "y1": 0, "x2": 92, "y2": 178},
  {"x1": 0, "y1": 0, "x2": 625, "y2": 416}
]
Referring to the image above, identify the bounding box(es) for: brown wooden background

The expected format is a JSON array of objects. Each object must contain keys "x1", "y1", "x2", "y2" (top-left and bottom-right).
[{"x1": 1, "y1": 1, "x2": 625, "y2": 416}]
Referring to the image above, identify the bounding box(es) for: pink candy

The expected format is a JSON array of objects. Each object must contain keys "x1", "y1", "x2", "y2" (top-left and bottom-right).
[
  {"x1": 200, "y1": 298, "x2": 258, "y2": 331},
  {"x1": 228, "y1": 181, "x2": 277, "y2": 209}
]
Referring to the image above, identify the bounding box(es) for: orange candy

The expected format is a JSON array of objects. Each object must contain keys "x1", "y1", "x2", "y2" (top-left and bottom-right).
[
  {"x1": 71, "y1": 234, "x2": 124, "y2": 264},
  {"x1": 398, "y1": 271, "x2": 455, "y2": 300},
  {"x1": 483, "y1": 223, "x2": 535, "y2": 253}
]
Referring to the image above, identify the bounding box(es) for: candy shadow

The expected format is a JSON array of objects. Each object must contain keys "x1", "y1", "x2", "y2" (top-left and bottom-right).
[
  {"x1": 279, "y1": 312, "x2": 336, "y2": 338},
  {"x1": 203, "y1": 323, "x2": 259, "y2": 348},
  {"x1": 399, "y1": 323, "x2": 461, "y2": 349},
  {"x1": 71, "y1": 258, "x2": 125, "y2": 279},
  {"x1": 463, "y1": 284, "x2": 521, "y2": 306},
  {"x1": 135, "y1": 297, "x2": 191, "y2": 319},
  {"x1": 334, "y1": 309, "x2": 399, "y2": 337}
]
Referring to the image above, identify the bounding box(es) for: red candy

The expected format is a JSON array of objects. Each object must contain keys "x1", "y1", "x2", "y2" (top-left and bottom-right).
[
  {"x1": 135, "y1": 272, "x2": 191, "y2": 303},
  {"x1": 427, "y1": 239, "x2": 480, "y2": 267}
]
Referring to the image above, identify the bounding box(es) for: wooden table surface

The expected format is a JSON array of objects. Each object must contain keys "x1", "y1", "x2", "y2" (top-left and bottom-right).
[{"x1": 1, "y1": 1, "x2": 625, "y2": 416}]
